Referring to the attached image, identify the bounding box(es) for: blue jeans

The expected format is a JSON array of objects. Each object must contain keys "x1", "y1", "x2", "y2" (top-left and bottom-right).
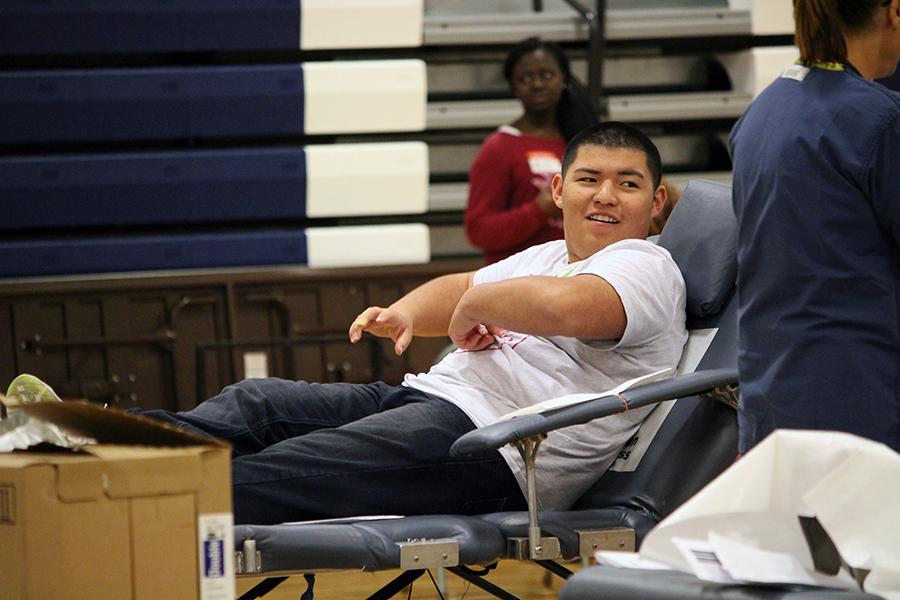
[{"x1": 143, "y1": 379, "x2": 525, "y2": 524}]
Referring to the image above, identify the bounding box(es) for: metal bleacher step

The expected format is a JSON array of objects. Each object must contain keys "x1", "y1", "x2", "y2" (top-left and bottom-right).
[
  {"x1": 427, "y1": 90, "x2": 753, "y2": 130},
  {"x1": 425, "y1": 170, "x2": 734, "y2": 260},
  {"x1": 423, "y1": 7, "x2": 752, "y2": 45},
  {"x1": 426, "y1": 172, "x2": 733, "y2": 213},
  {"x1": 423, "y1": 1, "x2": 793, "y2": 45},
  {"x1": 428, "y1": 182, "x2": 471, "y2": 213}
]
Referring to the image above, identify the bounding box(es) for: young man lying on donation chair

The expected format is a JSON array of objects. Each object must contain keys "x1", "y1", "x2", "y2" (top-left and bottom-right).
[{"x1": 6, "y1": 122, "x2": 686, "y2": 525}]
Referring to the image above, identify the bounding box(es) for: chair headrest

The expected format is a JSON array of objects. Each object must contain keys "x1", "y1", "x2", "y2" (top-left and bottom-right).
[{"x1": 657, "y1": 179, "x2": 737, "y2": 318}]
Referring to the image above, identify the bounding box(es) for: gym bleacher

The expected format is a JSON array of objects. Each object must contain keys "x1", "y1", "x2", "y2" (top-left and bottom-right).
[{"x1": 0, "y1": 0, "x2": 792, "y2": 414}]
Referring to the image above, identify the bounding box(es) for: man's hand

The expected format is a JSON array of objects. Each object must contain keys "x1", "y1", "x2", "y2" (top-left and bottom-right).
[
  {"x1": 448, "y1": 306, "x2": 505, "y2": 351},
  {"x1": 349, "y1": 306, "x2": 414, "y2": 356}
]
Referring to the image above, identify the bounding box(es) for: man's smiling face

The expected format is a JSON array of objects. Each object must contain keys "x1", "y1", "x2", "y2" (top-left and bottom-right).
[{"x1": 551, "y1": 144, "x2": 666, "y2": 263}]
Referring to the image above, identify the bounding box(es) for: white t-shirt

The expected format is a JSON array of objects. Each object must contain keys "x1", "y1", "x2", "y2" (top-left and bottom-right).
[{"x1": 404, "y1": 238, "x2": 687, "y2": 509}]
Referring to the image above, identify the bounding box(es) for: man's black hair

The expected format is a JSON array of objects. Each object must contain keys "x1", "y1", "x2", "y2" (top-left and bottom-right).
[{"x1": 561, "y1": 121, "x2": 662, "y2": 188}]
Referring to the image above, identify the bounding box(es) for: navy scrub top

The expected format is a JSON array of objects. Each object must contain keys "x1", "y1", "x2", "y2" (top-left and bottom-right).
[{"x1": 730, "y1": 62, "x2": 900, "y2": 453}]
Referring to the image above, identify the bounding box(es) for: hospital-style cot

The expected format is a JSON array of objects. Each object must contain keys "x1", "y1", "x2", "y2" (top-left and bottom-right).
[{"x1": 232, "y1": 179, "x2": 744, "y2": 599}]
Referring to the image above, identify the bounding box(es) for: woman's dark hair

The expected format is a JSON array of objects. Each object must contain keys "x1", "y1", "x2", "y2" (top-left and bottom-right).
[
  {"x1": 503, "y1": 37, "x2": 597, "y2": 142},
  {"x1": 794, "y1": 0, "x2": 887, "y2": 64}
]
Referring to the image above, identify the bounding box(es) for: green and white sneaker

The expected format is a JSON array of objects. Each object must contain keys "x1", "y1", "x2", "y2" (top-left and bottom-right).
[
  {"x1": 1, "y1": 374, "x2": 93, "y2": 450},
  {"x1": 6, "y1": 374, "x2": 62, "y2": 404}
]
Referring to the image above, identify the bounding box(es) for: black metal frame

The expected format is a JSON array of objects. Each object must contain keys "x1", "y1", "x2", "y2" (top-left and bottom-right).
[
  {"x1": 236, "y1": 566, "x2": 522, "y2": 600},
  {"x1": 534, "y1": 0, "x2": 608, "y2": 118}
]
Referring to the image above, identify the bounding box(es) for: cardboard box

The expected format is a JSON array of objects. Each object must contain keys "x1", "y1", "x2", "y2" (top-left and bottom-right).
[{"x1": 0, "y1": 399, "x2": 233, "y2": 600}]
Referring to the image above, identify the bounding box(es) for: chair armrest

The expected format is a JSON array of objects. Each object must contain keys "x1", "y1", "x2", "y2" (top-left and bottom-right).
[{"x1": 449, "y1": 368, "x2": 737, "y2": 457}]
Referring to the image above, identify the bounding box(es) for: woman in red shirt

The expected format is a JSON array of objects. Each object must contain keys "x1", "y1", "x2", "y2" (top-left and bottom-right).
[{"x1": 465, "y1": 38, "x2": 597, "y2": 264}]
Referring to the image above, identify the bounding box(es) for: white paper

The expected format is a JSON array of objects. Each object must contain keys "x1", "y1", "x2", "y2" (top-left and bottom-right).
[
  {"x1": 282, "y1": 514, "x2": 404, "y2": 526},
  {"x1": 595, "y1": 550, "x2": 672, "y2": 571},
  {"x1": 242, "y1": 352, "x2": 269, "y2": 379},
  {"x1": 709, "y1": 532, "x2": 816, "y2": 586},
  {"x1": 610, "y1": 327, "x2": 719, "y2": 472},
  {"x1": 0, "y1": 409, "x2": 96, "y2": 452},
  {"x1": 671, "y1": 537, "x2": 737, "y2": 584},
  {"x1": 801, "y1": 442, "x2": 900, "y2": 599},
  {"x1": 499, "y1": 368, "x2": 672, "y2": 421},
  {"x1": 639, "y1": 431, "x2": 900, "y2": 599},
  {"x1": 674, "y1": 328, "x2": 717, "y2": 376}
]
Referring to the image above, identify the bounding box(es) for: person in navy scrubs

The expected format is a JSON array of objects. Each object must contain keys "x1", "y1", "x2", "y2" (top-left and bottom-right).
[{"x1": 730, "y1": 0, "x2": 900, "y2": 453}]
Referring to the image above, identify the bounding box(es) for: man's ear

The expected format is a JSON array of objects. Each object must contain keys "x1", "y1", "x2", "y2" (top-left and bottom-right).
[
  {"x1": 551, "y1": 173, "x2": 564, "y2": 209},
  {"x1": 651, "y1": 183, "x2": 668, "y2": 220}
]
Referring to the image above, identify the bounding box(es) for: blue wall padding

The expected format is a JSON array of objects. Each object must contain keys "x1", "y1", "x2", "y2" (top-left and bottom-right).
[
  {"x1": 0, "y1": 149, "x2": 309, "y2": 230},
  {"x1": 0, "y1": 230, "x2": 310, "y2": 278},
  {"x1": 0, "y1": 65, "x2": 306, "y2": 144},
  {"x1": 0, "y1": 1, "x2": 301, "y2": 55}
]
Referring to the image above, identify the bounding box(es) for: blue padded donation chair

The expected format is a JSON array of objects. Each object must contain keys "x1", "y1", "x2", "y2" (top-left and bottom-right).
[{"x1": 233, "y1": 180, "x2": 742, "y2": 600}]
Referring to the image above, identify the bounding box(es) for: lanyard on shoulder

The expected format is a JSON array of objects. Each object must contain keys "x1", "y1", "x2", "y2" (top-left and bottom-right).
[
  {"x1": 800, "y1": 60, "x2": 862, "y2": 76},
  {"x1": 783, "y1": 60, "x2": 860, "y2": 81},
  {"x1": 807, "y1": 60, "x2": 845, "y2": 71}
]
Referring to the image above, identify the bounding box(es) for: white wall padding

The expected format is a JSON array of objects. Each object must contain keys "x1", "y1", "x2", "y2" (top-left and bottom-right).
[
  {"x1": 306, "y1": 224, "x2": 430, "y2": 268},
  {"x1": 718, "y1": 47, "x2": 799, "y2": 98},
  {"x1": 303, "y1": 60, "x2": 427, "y2": 134},
  {"x1": 301, "y1": 0, "x2": 423, "y2": 49},
  {"x1": 305, "y1": 142, "x2": 428, "y2": 218},
  {"x1": 728, "y1": 0, "x2": 794, "y2": 35}
]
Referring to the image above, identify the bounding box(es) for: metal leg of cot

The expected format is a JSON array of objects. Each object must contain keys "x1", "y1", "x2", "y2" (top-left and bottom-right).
[
  {"x1": 366, "y1": 569, "x2": 426, "y2": 600},
  {"x1": 236, "y1": 576, "x2": 289, "y2": 600},
  {"x1": 534, "y1": 558, "x2": 575, "y2": 580},
  {"x1": 447, "y1": 566, "x2": 521, "y2": 600}
]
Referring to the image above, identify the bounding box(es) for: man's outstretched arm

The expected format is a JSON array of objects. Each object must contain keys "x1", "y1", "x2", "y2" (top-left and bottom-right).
[
  {"x1": 349, "y1": 272, "x2": 475, "y2": 355},
  {"x1": 449, "y1": 274, "x2": 626, "y2": 350}
]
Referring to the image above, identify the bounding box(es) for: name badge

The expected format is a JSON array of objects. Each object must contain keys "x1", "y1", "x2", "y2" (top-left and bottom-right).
[
  {"x1": 780, "y1": 64, "x2": 810, "y2": 82},
  {"x1": 527, "y1": 151, "x2": 562, "y2": 175}
]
